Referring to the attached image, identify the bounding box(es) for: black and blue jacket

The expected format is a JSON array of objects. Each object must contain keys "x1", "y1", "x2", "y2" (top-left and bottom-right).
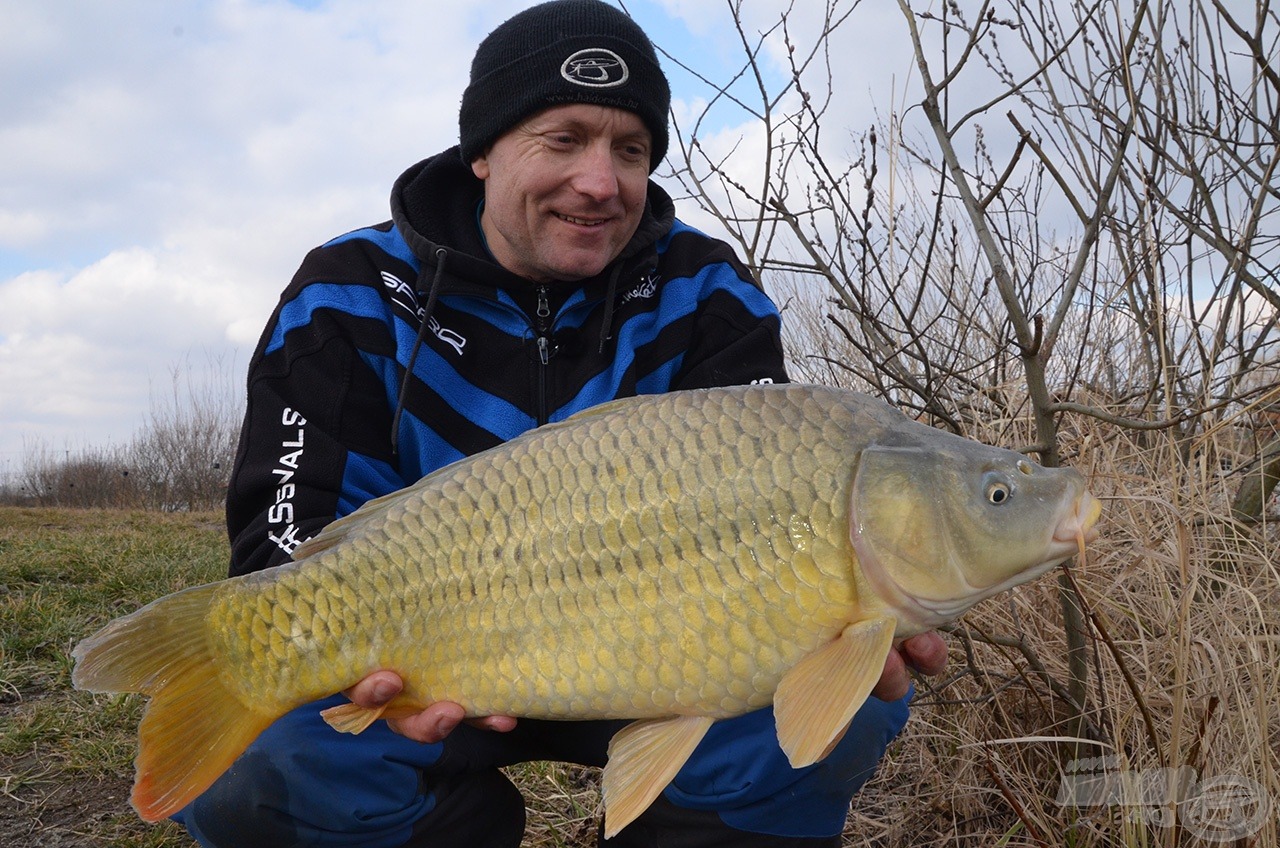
[{"x1": 226, "y1": 147, "x2": 788, "y2": 576}]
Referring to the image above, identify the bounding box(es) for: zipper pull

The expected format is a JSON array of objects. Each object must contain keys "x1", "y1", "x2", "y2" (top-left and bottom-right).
[
  {"x1": 536, "y1": 286, "x2": 551, "y2": 321},
  {"x1": 535, "y1": 284, "x2": 554, "y2": 365}
]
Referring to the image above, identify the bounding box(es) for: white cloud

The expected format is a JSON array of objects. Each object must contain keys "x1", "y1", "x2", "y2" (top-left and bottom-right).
[
  {"x1": 0, "y1": 0, "x2": 503, "y2": 467},
  {"x1": 0, "y1": 0, "x2": 924, "y2": 477}
]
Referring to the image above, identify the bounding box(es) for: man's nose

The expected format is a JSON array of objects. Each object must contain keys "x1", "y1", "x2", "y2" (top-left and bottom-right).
[{"x1": 572, "y1": 143, "x2": 620, "y2": 202}]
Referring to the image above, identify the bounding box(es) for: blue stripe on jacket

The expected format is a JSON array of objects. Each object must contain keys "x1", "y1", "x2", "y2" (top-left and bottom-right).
[{"x1": 279, "y1": 223, "x2": 783, "y2": 515}]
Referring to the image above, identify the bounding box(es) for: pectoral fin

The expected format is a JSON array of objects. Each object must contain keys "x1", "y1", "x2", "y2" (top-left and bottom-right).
[
  {"x1": 602, "y1": 715, "x2": 715, "y2": 838},
  {"x1": 773, "y1": 616, "x2": 897, "y2": 768}
]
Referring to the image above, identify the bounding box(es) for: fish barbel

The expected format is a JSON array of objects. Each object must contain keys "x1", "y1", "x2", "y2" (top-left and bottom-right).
[{"x1": 72, "y1": 384, "x2": 1101, "y2": 836}]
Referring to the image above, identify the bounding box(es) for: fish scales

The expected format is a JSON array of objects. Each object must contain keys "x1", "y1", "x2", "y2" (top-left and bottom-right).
[
  {"x1": 72, "y1": 383, "x2": 1101, "y2": 830},
  {"x1": 207, "y1": 387, "x2": 862, "y2": 719}
]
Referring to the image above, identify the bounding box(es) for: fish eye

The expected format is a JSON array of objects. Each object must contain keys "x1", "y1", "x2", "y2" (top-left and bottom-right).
[
  {"x1": 1017, "y1": 460, "x2": 1034, "y2": 475},
  {"x1": 986, "y1": 481, "x2": 1012, "y2": 504}
]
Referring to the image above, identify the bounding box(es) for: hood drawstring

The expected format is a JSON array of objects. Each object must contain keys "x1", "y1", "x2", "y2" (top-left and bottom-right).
[
  {"x1": 391, "y1": 247, "x2": 448, "y2": 455},
  {"x1": 597, "y1": 263, "x2": 627, "y2": 354}
]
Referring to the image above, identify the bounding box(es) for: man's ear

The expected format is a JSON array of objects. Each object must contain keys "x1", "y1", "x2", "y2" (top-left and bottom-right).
[{"x1": 471, "y1": 154, "x2": 490, "y2": 181}]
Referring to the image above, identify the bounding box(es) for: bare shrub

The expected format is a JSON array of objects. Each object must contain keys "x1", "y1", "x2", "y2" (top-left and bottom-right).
[
  {"x1": 14, "y1": 440, "x2": 134, "y2": 508},
  {"x1": 127, "y1": 354, "x2": 241, "y2": 511},
  {"x1": 666, "y1": 0, "x2": 1278, "y2": 459},
  {"x1": 12, "y1": 353, "x2": 241, "y2": 511}
]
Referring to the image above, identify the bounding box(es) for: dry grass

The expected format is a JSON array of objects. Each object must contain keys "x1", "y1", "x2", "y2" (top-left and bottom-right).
[{"x1": 2, "y1": 416, "x2": 1276, "y2": 846}]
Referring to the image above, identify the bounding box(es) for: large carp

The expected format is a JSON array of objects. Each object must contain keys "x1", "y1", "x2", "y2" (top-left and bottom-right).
[{"x1": 73, "y1": 384, "x2": 1100, "y2": 836}]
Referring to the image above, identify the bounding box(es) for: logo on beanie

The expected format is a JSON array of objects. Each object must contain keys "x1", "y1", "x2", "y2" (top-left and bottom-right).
[{"x1": 561, "y1": 48, "x2": 629, "y2": 88}]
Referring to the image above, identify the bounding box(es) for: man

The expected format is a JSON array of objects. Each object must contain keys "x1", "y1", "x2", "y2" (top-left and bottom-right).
[{"x1": 177, "y1": 2, "x2": 945, "y2": 845}]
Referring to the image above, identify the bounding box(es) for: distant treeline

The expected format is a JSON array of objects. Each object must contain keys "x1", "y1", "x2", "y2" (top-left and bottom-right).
[{"x1": 1, "y1": 357, "x2": 240, "y2": 512}]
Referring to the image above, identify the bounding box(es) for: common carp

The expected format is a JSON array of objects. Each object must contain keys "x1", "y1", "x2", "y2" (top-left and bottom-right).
[{"x1": 72, "y1": 384, "x2": 1101, "y2": 836}]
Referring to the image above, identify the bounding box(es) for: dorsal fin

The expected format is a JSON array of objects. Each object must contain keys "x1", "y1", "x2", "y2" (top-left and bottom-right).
[
  {"x1": 292, "y1": 478, "x2": 432, "y2": 561},
  {"x1": 294, "y1": 396, "x2": 652, "y2": 562}
]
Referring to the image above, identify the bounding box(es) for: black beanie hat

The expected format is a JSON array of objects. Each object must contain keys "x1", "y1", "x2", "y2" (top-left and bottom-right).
[{"x1": 459, "y1": 0, "x2": 670, "y2": 171}]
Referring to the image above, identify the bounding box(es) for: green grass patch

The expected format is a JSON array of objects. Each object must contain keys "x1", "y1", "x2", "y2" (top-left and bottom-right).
[{"x1": 1, "y1": 507, "x2": 224, "y2": 848}]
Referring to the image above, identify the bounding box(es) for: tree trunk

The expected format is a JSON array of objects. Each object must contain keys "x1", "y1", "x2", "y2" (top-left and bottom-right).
[{"x1": 1230, "y1": 437, "x2": 1280, "y2": 523}]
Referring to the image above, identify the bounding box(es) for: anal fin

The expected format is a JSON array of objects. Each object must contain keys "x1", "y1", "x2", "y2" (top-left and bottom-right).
[
  {"x1": 601, "y1": 715, "x2": 714, "y2": 839},
  {"x1": 773, "y1": 616, "x2": 896, "y2": 768},
  {"x1": 319, "y1": 696, "x2": 429, "y2": 734},
  {"x1": 319, "y1": 700, "x2": 389, "y2": 734}
]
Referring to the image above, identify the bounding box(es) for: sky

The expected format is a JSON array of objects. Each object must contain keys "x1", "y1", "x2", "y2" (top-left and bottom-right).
[{"x1": 0, "y1": 0, "x2": 916, "y2": 480}]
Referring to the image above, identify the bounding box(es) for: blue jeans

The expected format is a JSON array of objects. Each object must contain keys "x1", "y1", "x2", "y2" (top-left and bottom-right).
[{"x1": 175, "y1": 692, "x2": 910, "y2": 847}]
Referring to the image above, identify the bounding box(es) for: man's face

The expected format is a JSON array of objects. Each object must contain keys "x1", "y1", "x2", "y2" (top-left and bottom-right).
[{"x1": 471, "y1": 104, "x2": 652, "y2": 283}]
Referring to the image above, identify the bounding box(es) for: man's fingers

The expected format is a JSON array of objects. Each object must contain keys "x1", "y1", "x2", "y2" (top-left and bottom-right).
[
  {"x1": 469, "y1": 715, "x2": 519, "y2": 733},
  {"x1": 341, "y1": 672, "x2": 518, "y2": 743},
  {"x1": 900, "y1": 632, "x2": 948, "y2": 677},
  {"x1": 871, "y1": 632, "x2": 949, "y2": 702},
  {"x1": 388, "y1": 702, "x2": 524, "y2": 743},
  {"x1": 344, "y1": 670, "x2": 403, "y2": 708},
  {"x1": 387, "y1": 701, "x2": 466, "y2": 743},
  {"x1": 872, "y1": 646, "x2": 911, "y2": 701}
]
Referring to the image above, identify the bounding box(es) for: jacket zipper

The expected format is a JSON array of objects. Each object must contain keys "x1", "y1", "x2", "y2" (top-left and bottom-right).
[{"x1": 535, "y1": 285, "x2": 552, "y2": 426}]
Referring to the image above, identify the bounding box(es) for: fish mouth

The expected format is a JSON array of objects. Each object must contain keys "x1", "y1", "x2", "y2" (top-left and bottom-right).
[{"x1": 1053, "y1": 492, "x2": 1103, "y2": 545}]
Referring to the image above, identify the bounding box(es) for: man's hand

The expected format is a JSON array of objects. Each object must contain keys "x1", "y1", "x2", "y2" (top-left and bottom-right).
[
  {"x1": 871, "y1": 632, "x2": 948, "y2": 701},
  {"x1": 343, "y1": 671, "x2": 517, "y2": 743},
  {"x1": 347, "y1": 631, "x2": 946, "y2": 742}
]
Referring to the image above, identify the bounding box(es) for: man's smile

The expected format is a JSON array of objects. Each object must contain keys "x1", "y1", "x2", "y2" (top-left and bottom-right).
[{"x1": 555, "y1": 212, "x2": 610, "y2": 227}]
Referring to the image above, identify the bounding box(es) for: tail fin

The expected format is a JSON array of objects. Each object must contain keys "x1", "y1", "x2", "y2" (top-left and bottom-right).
[{"x1": 72, "y1": 583, "x2": 276, "y2": 822}]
